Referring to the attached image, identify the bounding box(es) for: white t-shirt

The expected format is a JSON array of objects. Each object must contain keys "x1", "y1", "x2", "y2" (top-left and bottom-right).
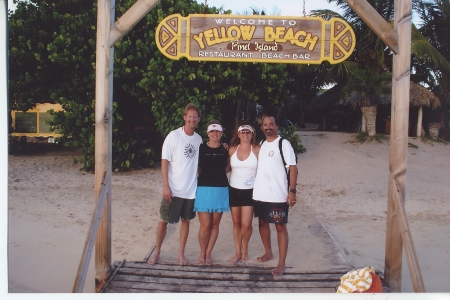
[
  {"x1": 253, "y1": 136, "x2": 297, "y2": 203},
  {"x1": 161, "y1": 127, "x2": 203, "y2": 199}
]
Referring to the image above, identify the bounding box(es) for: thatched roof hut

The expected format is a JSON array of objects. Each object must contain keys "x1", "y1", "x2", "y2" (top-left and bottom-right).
[
  {"x1": 312, "y1": 81, "x2": 440, "y2": 110},
  {"x1": 338, "y1": 91, "x2": 391, "y2": 108},
  {"x1": 308, "y1": 84, "x2": 360, "y2": 131},
  {"x1": 310, "y1": 81, "x2": 440, "y2": 136},
  {"x1": 308, "y1": 84, "x2": 344, "y2": 112},
  {"x1": 409, "y1": 82, "x2": 440, "y2": 109}
]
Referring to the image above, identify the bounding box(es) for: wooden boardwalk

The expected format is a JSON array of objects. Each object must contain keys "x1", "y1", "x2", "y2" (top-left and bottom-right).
[{"x1": 101, "y1": 260, "x2": 390, "y2": 293}]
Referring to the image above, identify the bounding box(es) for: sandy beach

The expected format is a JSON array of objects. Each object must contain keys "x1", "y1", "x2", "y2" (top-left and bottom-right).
[{"x1": 7, "y1": 131, "x2": 450, "y2": 293}]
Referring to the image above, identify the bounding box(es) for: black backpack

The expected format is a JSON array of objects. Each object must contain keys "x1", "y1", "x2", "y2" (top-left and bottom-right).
[{"x1": 260, "y1": 137, "x2": 298, "y2": 191}]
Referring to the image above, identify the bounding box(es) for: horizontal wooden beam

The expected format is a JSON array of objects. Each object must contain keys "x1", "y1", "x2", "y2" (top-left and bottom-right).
[
  {"x1": 345, "y1": 0, "x2": 399, "y2": 54},
  {"x1": 109, "y1": 0, "x2": 161, "y2": 47}
]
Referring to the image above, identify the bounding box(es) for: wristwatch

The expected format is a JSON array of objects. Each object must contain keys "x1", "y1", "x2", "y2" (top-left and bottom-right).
[{"x1": 289, "y1": 189, "x2": 297, "y2": 193}]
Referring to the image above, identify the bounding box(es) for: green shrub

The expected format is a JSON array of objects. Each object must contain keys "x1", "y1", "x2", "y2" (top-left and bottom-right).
[{"x1": 279, "y1": 124, "x2": 306, "y2": 155}]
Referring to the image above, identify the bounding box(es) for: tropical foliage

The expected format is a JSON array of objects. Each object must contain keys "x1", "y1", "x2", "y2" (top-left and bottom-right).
[
  {"x1": 310, "y1": 0, "x2": 450, "y2": 136},
  {"x1": 9, "y1": 0, "x2": 450, "y2": 170},
  {"x1": 413, "y1": 0, "x2": 450, "y2": 132},
  {"x1": 8, "y1": 0, "x2": 295, "y2": 171},
  {"x1": 342, "y1": 68, "x2": 391, "y2": 136}
]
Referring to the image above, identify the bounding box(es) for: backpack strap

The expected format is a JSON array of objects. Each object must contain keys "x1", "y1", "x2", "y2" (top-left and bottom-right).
[{"x1": 278, "y1": 138, "x2": 288, "y2": 175}]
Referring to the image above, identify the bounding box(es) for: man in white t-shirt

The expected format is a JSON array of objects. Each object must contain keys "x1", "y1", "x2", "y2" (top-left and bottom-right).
[
  {"x1": 147, "y1": 103, "x2": 203, "y2": 266},
  {"x1": 253, "y1": 115, "x2": 298, "y2": 276}
]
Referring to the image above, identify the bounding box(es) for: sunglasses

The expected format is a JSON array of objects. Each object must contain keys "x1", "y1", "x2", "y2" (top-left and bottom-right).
[{"x1": 239, "y1": 131, "x2": 252, "y2": 134}]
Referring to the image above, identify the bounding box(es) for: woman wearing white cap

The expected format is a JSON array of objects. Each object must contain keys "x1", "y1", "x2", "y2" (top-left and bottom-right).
[
  {"x1": 194, "y1": 119, "x2": 230, "y2": 264},
  {"x1": 228, "y1": 121, "x2": 260, "y2": 264}
]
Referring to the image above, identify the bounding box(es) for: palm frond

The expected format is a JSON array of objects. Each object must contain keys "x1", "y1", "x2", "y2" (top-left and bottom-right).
[
  {"x1": 309, "y1": 9, "x2": 343, "y2": 20},
  {"x1": 411, "y1": 40, "x2": 450, "y2": 71},
  {"x1": 411, "y1": 25, "x2": 450, "y2": 72},
  {"x1": 323, "y1": 61, "x2": 360, "y2": 84}
]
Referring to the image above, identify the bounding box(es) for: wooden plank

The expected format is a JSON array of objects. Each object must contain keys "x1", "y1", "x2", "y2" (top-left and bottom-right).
[
  {"x1": 109, "y1": 0, "x2": 161, "y2": 47},
  {"x1": 111, "y1": 274, "x2": 340, "y2": 288},
  {"x1": 105, "y1": 280, "x2": 336, "y2": 293},
  {"x1": 344, "y1": 0, "x2": 399, "y2": 53},
  {"x1": 392, "y1": 180, "x2": 426, "y2": 292},
  {"x1": 116, "y1": 261, "x2": 348, "y2": 275},
  {"x1": 104, "y1": 286, "x2": 336, "y2": 293},
  {"x1": 104, "y1": 287, "x2": 167, "y2": 293},
  {"x1": 73, "y1": 172, "x2": 111, "y2": 292},
  {"x1": 102, "y1": 261, "x2": 390, "y2": 293},
  {"x1": 115, "y1": 267, "x2": 343, "y2": 282},
  {"x1": 99, "y1": 259, "x2": 126, "y2": 293}
]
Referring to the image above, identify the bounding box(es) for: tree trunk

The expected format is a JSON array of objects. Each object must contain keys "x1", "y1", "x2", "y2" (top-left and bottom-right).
[
  {"x1": 234, "y1": 99, "x2": 241, "y2": 128},
  {"x1": 416, "y1": 105, "x2": 423, "y2": 137},
  {"x1": 361, "y1": 105, "x2": 377, "y2": 136},
  {"x1": 361, "y1": 114, "x2": 366, "y2": 132},
  {"x1": 300, "y1": 110, "x2": 306, "y2": 128}
]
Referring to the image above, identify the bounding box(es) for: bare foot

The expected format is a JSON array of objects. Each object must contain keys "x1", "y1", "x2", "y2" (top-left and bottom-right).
[
  {"x1": 272, "y1": 264, "x2": 285, "y2": 276},
  {"x1": 257, "y1": 252, "x2": 273, "y2": 262},
  {"x1": 228, "y1": 253, "x2": 241, "y2": 264},
  {"x1": 179, "y1": 253, "x2": 188, "y2": 266},
  {"x1": 205, "y1": 254, "x2": 213, "y2": 265},
  {"x1": 198, "y1": 255, "x2": 206, "y2": 264},
  {"x1": 147, "y1": 249, "x2": 160, "y2": 266}
]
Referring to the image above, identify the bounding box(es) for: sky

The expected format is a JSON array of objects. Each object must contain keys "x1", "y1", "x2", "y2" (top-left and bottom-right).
[
  {"x1": 7, "y1": 0, "x2": 343, "y2": 15},
  {"x1": 205, "y1": 0, "x2": 342, "y2": 16}
]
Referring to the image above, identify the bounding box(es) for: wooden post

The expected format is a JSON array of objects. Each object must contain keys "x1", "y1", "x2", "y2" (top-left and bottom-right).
[
  {"x1": 1, "y1": 3, "x2": 8, "y2": 264},
  {"x1": 385, "y1": 0, "x2": 412, "y2": 292},
  {"x1": 92, "y1": 0, "x2": 160, "y2": 292},
  {"x1": 94, "y1": 0, "x2": 114, "y2": 292},
  {"x1": 343, "y1": 0, "x2": 419, "y2": 292},
  {"x1": 417, "y1": 106, "x2": 423, "y2": 137}
]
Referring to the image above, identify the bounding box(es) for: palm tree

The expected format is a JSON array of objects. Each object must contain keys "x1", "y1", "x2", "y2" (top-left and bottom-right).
[
  {"x1": 414, "y1": 0, "x2": 450, "y2": 128},
  {"x1": 342, "y1": 68, "x2": 391, "y2": 136},
  {"x1": 313, "y1": 1, "x2": 450, "y2": 136}
]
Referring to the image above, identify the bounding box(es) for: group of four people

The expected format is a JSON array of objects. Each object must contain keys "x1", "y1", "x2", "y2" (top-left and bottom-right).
[{"x1": 147, "y1": 103, "x2": 297, "y2": 276}]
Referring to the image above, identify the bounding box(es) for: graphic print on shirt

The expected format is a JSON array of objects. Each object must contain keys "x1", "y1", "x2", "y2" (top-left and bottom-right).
[
  {"x1": 243, "y1": 175, "x2": 255, "y2": 187},
  {"x1": 184, "y1": 143, "x2": 197, "y2": 159}
]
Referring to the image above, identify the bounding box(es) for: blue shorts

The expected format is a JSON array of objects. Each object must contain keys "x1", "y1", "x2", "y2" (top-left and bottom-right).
[{"x1": 194, "y1": 186, "x2": 230, "y2": 213}]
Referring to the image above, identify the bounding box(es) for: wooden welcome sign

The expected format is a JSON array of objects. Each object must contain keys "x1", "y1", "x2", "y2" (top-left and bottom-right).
[{"x1": 156, "y1": 14, "x2": 355, "y2": 64}]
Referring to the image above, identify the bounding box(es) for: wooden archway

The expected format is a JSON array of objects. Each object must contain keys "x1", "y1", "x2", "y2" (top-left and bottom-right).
[{"x1": 74, "y1": 0, "x2": 425, "y2": 293}]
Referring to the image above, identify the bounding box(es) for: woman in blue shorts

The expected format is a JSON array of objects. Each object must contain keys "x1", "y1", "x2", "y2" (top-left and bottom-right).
[{"x1": 194, "y1": 119, "x2": 230, "y2": 264}]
